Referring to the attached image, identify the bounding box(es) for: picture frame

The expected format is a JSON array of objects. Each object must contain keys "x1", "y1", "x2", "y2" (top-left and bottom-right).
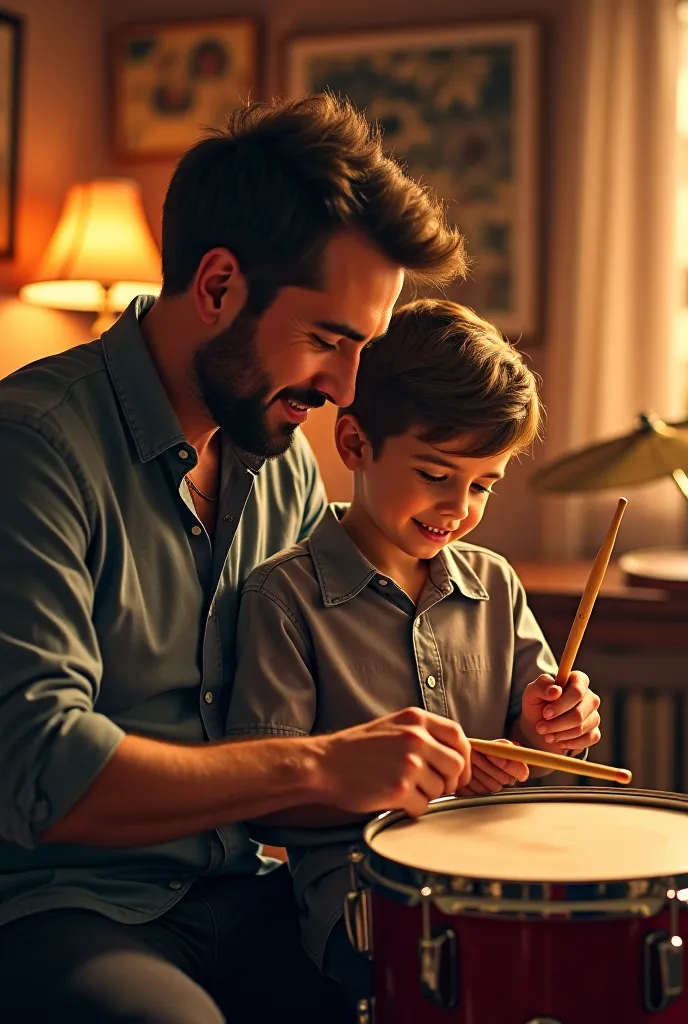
[
  {"x1": 285, "y1": 19, "x2": 540, "y2": 340},
  {"x1": 0, "y1": 11, "x2": 21, "y2": 259},
  {"x1": 110, "y1": 16, "x2": 259, "y2": 160}
]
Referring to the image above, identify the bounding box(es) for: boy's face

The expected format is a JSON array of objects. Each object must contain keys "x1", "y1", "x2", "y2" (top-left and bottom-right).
[{"x1": 342, "y1": 423, "x2": 512, "y2": 559}]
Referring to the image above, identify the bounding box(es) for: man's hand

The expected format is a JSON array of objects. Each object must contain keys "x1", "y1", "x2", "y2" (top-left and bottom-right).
[
  {"x1": 456, "y1": 739, "x2": 529, "y2": 796},
  {"x1": 316, "y1": 708, "x2": 472, "y2": 818},
  {"x1": 517, "y1": 671, "x2": 601, "y2": 755}
]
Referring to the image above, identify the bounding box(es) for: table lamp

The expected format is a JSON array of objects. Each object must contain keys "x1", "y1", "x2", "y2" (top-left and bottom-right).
[{"x1": 19, "y1": 178, "x2": 161, "y2": 334}]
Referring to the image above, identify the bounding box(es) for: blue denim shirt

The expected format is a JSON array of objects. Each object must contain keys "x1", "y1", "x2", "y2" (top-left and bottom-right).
[{"x1": 0, "y1": 296, "x2": 326, "y2": 926}]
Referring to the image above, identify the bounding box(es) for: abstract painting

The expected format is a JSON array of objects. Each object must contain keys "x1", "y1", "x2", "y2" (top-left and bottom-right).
[
  {"x1": 111, "y1": 17, "x2": 258, "y2": 160},
  {"x1": 286, "y1": 20, "x2": 540, "y2": 339}
]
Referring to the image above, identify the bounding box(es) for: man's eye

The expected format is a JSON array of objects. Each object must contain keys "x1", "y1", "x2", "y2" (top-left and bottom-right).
[{"x1": 311, "y1": 335, "x2": 337, "y2": 352}]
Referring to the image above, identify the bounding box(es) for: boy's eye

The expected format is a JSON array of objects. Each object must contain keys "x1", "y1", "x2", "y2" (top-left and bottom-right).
[
  {"x1": 311, "y1": 334, "x2": 337, "y2": 352},
  {"x1": 416, "y1": 469, "x2": 447, "y2": 484},
  {"x1": 471, "y1": 483, "x2": 493, "y2": 495}
]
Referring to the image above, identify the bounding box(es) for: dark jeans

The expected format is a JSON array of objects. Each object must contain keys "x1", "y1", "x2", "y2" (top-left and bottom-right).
[
  {"x1": 323, "y1": 917, "x2": 372, "y2": 1009},
  {"x1": 0, "y1": 864, "x2": 350, "y2": 1024}
]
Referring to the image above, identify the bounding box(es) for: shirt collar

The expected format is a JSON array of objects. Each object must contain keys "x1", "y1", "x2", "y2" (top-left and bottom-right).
[
  {"x1": 308, "y1": 505, "x2": 378, "y2": 607},
  {"x1": 436, "y1": 544, "x2": 490, "y2": 601},
  {"x1": 308, "y1": 504, "x2": 489, "y2": 606},
  {"x1": 102, "y1": 296, "x2": 186, "y2": 463},
  {"x1": 102, "y1": 295, "x2": 265, "y2": 473}
]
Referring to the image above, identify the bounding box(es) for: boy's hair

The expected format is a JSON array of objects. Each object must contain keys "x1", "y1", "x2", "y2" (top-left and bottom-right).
[
  {"x1": 161, "y1": 94, "x2": 467, "y2": 312},
  {"x1": 343, "y1": 298, "x2": 542, "y2": 458}
]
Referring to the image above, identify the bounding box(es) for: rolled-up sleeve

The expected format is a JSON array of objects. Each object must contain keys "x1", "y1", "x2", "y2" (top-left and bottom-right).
[{"x1": 0, "y1": 418, "x2": 125, "y2": 848}]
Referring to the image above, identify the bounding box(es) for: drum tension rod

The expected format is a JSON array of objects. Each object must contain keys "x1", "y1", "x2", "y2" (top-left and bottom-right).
[
  {"x1": 345, "y1": 849, "x2": 373, "y2": 959},
  {"x1": 418, "y1": 887, "x2": 459, "y2": 1010},
  {"x1": 643, "y1": 882, "x2": 684, "y2": 1013}
]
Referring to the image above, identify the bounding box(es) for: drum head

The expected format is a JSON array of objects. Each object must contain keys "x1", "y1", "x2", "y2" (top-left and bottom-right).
[{"x1": 366, "y1": 789, "x2": 688, "y2": 884}]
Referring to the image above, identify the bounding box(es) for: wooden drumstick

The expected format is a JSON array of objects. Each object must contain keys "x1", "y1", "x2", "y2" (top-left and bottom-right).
[
  {"x1": 470, "y1": 737, "x2": 632, "y2": 785},
  {"x1": 554, "y1": 497, "x2": 628, "y2": 685}
]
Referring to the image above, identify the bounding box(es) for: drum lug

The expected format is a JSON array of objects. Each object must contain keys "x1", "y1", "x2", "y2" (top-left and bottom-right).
[
  {"x1": 345, "y1": 849, "x2": 373, "y2": 959},
  {"x1": 418, "y1": 895, "x2": 458, "y2": 1009},
  {"x1": 644, "y1": 930, "x2": 684, "y2": 1012},
  {"x1": 356, "y1": 997, "x2": 374, "y2": 1024}
]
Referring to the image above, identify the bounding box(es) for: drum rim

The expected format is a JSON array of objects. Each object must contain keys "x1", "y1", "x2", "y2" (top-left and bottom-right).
[{"x1": 360, "y1": 787, "x2": 688, "y2": 914}]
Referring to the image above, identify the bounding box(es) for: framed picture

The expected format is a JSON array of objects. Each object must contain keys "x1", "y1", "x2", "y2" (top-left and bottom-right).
[
  {"x1": 285, "y1": 20, "x2": 540, "y2": 339},
  {"x1": 110, "y1": 17, "x2": 259, "y2": 160},
  {"x1": 0, "y1": 11, "x2": 21, "y2": 259}
]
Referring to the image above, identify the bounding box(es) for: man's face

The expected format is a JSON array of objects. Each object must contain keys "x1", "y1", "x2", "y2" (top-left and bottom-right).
[{"x1": 192, "y1": 231, "x2": 404, "y2": 458}]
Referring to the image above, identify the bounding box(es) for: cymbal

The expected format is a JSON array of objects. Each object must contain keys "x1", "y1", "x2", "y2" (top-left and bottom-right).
[{"x1": 531, "y1": 413, "x2": 688, "y2": 493}]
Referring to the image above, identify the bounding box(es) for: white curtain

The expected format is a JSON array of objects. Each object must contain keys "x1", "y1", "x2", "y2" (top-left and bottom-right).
[{"x1": 541, "y1": 0, "x2": 685, "y2": 558}]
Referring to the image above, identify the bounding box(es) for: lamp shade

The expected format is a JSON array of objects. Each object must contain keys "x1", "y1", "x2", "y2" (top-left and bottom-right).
[{"x1": 20, "y1": 178, "x2": 161, "y2": 313}]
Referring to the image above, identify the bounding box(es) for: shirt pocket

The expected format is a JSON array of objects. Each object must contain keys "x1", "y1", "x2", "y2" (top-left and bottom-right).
[
  {"x1": 445, "y1": 652, "x2": 491, "y2": 673},
  {"x1": 441, "y1": 652, "x2": 509, "y2": 735}
]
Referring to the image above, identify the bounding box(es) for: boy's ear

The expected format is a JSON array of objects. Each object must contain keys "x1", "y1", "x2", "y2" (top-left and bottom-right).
[{"x1": 335, "y1": 413, "x2": 370, "y2": 470}]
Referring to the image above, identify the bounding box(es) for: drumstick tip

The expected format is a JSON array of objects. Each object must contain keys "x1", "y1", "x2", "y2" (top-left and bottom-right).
[{"x1": 615, "y1": 767, "x2": 632, "y2": 785}]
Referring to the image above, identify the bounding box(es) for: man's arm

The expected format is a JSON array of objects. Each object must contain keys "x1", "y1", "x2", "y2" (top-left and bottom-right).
[{"x1": 45, "y1": 709, "x2": 472, "y2": 846}]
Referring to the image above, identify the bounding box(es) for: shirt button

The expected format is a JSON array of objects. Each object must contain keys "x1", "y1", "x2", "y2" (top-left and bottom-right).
[
  {"x1": 168, "y1": 880, "x2": 182, "y2": 890},
  {"x1": 178, "y1": 448, "x2": 189, "y2": 460},
  {"x1": 190, "y1": 525, "x2": 202, "y2": 536},
  {"x1": 204, "y1": 691, "x2": 214, "y2": 704},
  {"x1": 426, "y1": 675, "x2": 437, "y2": 688},
  {"x1": 223, "y1": 514, "x2": 235, "y2": 523},
  {"x1": 378, "y1": 578, "x2": 388, "y2": 586}
]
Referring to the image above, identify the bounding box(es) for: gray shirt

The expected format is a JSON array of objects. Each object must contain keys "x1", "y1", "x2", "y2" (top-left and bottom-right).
[
  {"x1": 0, "y1": 295, "x2": 326, "y2": 927},
  {"x1": 226, "y1": 505, "x2": 558, "y2": 966}
]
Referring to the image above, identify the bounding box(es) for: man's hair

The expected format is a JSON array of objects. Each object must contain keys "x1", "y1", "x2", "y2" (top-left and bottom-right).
[
  {"x1": 161, "y1": 94, "x2": 467, "y2": 310},
  {"x1": 343, "y1": 299, "x2": 542, "y2": 458}
]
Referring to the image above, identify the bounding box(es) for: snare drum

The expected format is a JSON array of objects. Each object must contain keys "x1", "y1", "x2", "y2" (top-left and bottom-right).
[{"x1": 345, "y1": 788, "x2": 688, "y2": 1024}]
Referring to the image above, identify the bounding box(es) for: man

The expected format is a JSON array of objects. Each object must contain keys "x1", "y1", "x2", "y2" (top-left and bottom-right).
[{"x1": 0, "y1": 96, "x2": 470, "y2": 1023}]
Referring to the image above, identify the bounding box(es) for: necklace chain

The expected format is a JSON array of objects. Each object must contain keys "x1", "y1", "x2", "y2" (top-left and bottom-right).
[{"x1": 186, "y1": 475, "x2": 218, "y2": 503}]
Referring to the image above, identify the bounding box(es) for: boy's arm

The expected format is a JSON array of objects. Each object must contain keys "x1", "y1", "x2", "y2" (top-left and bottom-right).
[
  {"x1": 506, "y1": 570, "x2": 599, "y2": 765},
  {"x1": 227, "y1": 584, "x2": 471, "y2": 839},
  {"x1": 226, "y1": 585, "x2": 371, "y2": 836}
]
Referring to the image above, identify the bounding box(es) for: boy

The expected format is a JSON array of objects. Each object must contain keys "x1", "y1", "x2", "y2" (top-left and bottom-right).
[{"x1": 225, "y1": 299, "x2": 601, "y2": 1003}]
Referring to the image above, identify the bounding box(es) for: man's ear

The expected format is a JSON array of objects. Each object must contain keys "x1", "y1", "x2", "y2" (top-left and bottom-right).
[
  {"x1": 192, "y1": 247, "x2": 248, "y2": 325},
  {"x1": 335, "y1": 413, "x2": 371, "y2": 471}
]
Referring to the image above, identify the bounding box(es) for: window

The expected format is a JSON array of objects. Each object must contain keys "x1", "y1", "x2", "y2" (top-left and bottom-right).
[{"x1": 676, "y1": 2, "x2": 688, "y2": 411}]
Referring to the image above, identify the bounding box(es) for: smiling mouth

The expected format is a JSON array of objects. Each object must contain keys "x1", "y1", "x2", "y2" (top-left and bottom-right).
[
  {"x1": 413, "y1": 519, "x2": 452, "y2": 539},
  {"x1": 286, "y1": 399, "x2": 309, "y2": 413}
]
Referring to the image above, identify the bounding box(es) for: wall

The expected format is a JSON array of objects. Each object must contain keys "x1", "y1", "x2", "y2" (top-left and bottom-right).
[
  {"x1": 0, "y1": 0, "x2": 108, "y2": 378},
  {"x1": 1, "y1": 0, "x2": 585, "y2": 559},
  {"x1": 102, "y1": 0, "x2": 583, "y2": 559}
]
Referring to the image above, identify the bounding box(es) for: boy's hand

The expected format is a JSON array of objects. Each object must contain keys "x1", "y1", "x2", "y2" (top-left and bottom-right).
[
  {"x1": 456, "y1": 739, "x2": 529, "y2": 796},
  {"x1": 519, "y1": 671, "x2": 601, "y2": 755}
]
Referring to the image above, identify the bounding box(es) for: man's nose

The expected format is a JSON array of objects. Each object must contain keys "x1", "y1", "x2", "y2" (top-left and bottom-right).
[{"x1": 315, "y1": 349, "x2": 361, "y2": 409}]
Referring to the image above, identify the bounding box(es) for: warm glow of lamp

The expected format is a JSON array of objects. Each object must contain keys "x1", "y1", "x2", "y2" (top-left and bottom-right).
[{"x1": 20, "y1": 179, "x2": 161, "y2": 334}]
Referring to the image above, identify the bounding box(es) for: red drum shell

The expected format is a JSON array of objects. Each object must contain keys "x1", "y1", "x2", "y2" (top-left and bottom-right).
[{"x1": 360, "y1": 788, "x2": 688, "y2": 1024}]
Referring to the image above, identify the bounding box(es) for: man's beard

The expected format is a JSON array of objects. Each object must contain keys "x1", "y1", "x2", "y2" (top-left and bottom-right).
[{"x1": 191, "y1": 306, "x2": 325, "y2": 459}]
